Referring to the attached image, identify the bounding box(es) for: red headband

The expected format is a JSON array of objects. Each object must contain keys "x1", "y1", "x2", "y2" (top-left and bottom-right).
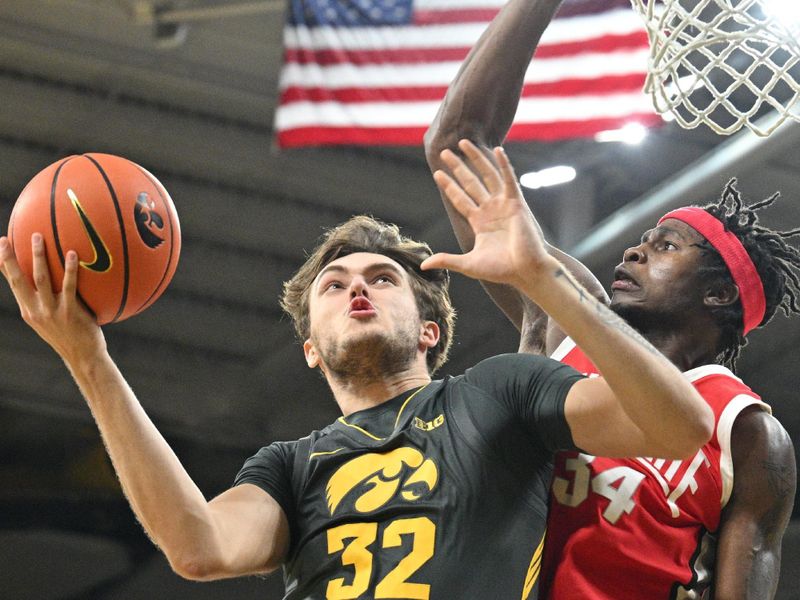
[{"x1": 658, "y1": 207, "x2": 765, "y2": 335}]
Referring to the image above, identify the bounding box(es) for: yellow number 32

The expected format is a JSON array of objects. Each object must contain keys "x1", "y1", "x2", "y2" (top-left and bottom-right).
[{"x1": 326, "y1": 517, "x2": 436, "y2": 600}]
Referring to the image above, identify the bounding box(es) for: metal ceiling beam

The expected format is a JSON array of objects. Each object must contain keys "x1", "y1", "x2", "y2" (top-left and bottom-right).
[
  {"x1": 131, "y1": 1, "x2": 285, "y2": 25},
  {"x1": 157, "y1": 1, "x2": 285, "y2": 23},
  {"x1": 569, "y1": 114, "x2": 800, "y2": 273}
]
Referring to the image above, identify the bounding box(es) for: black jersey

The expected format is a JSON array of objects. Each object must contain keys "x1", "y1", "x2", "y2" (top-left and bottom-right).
[{"x1": 235, "y1": 354, "x2": 583, "y2": 600}]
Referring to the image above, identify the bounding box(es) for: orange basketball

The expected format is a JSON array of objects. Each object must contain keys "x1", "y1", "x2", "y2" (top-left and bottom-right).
[{"x1": 8, "y1": 154, "x2": 181, "y2": 324}]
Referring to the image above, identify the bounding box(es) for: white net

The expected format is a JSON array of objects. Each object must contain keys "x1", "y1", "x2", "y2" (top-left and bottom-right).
[{"x1": 630, "y1": 0, "x2": 800, "y2": 135}]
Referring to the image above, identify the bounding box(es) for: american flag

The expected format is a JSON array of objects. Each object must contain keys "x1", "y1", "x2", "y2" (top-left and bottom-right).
[{"x1": 275, "y1": 0, "x2": 660, "y2": 148}]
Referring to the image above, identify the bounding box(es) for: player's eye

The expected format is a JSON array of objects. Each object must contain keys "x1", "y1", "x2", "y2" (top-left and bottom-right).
[
  {"x1": 373, "y1": 274, "x2": 395, "y2": 285},
  {"x1": 323, "y1": 280, "x2": 344, "y2": 291}
]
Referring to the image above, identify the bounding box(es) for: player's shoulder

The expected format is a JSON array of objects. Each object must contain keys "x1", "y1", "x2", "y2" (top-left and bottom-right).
[
  {"x1": 458, "y1": 353, "x2": 582, "y2": 396},
  {"x1": 684, "y1": 364, "x2": 760, "y2": 400},
  {"x1": 466, "y1": 352, "x2": 563, "y2": 374},
  {"x1": 253, "y1": 428, "x2": 334, "y2": 460},
  {"x1": 733, "y1": 406, "x2": 792, "y2": 445},
  {"x1": 682, "y1": 364, "x2": 773, "y2": 435},
  {"x1": 728, "y1": 407, "x2": 795, "y2": 505}
]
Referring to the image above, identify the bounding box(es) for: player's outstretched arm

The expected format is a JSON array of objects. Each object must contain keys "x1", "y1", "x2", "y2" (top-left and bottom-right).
[
  {"x1": 422, "y1": 142, "x2": 713, "y2": 458},
  {"x1": 424, "y1": 0, "x2": 562, "y2": 240},
  {"x1": 424, "y1": 0, "x2": 606, "y2": 353},
  {"x1": 0, "y1": 234, "x2": 288, "y2": 579},
  {"x1": 713, "y1": 408, "x2": 796, "y2": 599}
]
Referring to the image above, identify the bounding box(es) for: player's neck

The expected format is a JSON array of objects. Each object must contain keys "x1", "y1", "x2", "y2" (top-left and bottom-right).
[
  {"x1": 642, "y1": 324, "x2": 722, "y2": 372},
  {"x1": 326, "y1": 365, "x2": 432, "y2": 417}
]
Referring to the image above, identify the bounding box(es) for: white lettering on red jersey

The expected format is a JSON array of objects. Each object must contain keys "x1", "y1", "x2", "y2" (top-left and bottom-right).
[{"x1": 541, "y1": 337, "x2": 771, "y2": 600}]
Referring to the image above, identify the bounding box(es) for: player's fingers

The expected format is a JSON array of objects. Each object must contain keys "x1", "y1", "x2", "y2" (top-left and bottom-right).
[
  {"x1": 493, "y1": 146, "x2": 522, "y2": 197},
  {"x1": 62, "y1": 250, "x2": 79, "y2": 298},
  {"x1": 0, "y1": 237, "x2": 8, "y2": 279},
  {"x1": 458, "y1": 139, "x2": 503, "y2": 194},
  {"x1": 439, "y1": 149, "x2": 490, "y2": 203},
  {"x1": 31, "y1": 233, "x2": 55, "y2": 303},
  {"x1": 0, "y1": 247, "x2": 10, "y2": 287},
  {"x1": 433, "y1": 170, "x2": 478, "y2": 218},
  {"x1": 420, "y1": 252, "x2": 466, "y2": 274},
  {"x1": 0, "y1": 236, "x2": 37, "y2": 308}
]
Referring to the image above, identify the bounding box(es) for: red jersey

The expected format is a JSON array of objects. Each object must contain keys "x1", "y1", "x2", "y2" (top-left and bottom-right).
[{"x1": 540, "y1": 337, "x2": 770, "y2": 599}]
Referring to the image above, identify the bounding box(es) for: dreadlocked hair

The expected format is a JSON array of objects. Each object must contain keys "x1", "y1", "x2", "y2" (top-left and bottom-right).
[{"x1": 694, "y1": 178, "x2": 800, "y2": 370}]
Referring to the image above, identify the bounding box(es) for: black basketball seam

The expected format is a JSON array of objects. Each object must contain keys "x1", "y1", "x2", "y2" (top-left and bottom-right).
[
  {"x1": 50, "y1": 158, "x2": 71, "y2": 267},
  {"x1": 132, "y1": 164, "x2": 177, "y2": 315},
  {"x1": 84, "y1": 154, "x2": 130, "y2": 324},
  {"x1": 49, "y1": 156, "x2": 97, "y2": 320}
]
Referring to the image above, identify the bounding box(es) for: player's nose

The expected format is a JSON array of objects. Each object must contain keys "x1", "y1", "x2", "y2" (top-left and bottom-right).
[
  {"x1": 349, "y1": 275, "x2": 369, "y2": 298},
  {"x1": 623, "y1": 243, "x2": 646, "y2": 263}
]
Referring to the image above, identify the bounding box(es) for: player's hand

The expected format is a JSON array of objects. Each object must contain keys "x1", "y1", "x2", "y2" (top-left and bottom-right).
[
  {"x1": 421, "y1": 139, "x2": 552, "y2": 288},
  {"x1": 0, "y1": 234, "x2": 105, "y2": 364}
]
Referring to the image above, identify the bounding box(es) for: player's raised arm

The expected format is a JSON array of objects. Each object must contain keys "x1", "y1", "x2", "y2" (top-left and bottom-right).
[
  {"x1": 422, "y1": 142, "x2": 713, "y2": 458},
  {"x1": 424, "y1": 0, "x2": 562, "y2": 210},
  {"x1": 0, "y1": 235, "x2": 288, "y2": 579},
  {"x1": 423, "y1": 0, "x2": 606, "y2": 353}
]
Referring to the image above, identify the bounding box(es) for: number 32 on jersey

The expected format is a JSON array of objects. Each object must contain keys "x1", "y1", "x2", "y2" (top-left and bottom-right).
[{"x1": 326, "y1": 516, "x2": 435, "y2": 600}]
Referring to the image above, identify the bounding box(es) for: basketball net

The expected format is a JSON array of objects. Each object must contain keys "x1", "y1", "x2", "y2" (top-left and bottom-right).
[{"x1": 630, "y1": 0, "x2": 800, "y2": 136}]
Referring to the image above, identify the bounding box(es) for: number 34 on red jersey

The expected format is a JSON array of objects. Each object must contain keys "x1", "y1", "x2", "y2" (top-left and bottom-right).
[{"x1": 552, "y1": 451, "x2": 712, "y2": 524}]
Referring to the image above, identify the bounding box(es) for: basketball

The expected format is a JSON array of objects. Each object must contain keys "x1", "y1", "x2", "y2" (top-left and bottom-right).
[{"x1": 7, "y1": 154, "x2": 181, "y2": 325}]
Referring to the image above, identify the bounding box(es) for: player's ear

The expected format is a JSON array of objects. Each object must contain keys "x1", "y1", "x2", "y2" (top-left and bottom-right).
[
  {"x1": 419, "y1": 320, "x2": 440, "y2": 350},
  {"x1": 704, "y1": 279, "x2": 739, "y2": 308},
  {"x1": 303, "y1": 339, "x2": 320, "y2": 369}
]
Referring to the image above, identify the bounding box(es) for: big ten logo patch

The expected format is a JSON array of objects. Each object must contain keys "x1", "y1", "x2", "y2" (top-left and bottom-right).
[
  {"x1": 326, "y1": 447, "x2": 439, "y2": 516},
  {"x1": 413, "y1": 414, "x2": 444, "y2": 432}
]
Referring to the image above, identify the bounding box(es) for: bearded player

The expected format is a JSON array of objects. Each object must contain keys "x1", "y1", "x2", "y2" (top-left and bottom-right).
[
  {"x1": 424, "y1": 0, "x2": 798, "y2": 597},
  {"x1": 0, "y1": 173, "x2": 711, "y2": 597}
]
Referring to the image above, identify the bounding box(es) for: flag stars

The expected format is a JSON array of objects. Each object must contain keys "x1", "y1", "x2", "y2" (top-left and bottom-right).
[
  {"x1": 292, "y1": 0, "x2": 414, "y2": 26},
  {"x1": 280, "y1": 0, "x2": 651, "y2": 146}
]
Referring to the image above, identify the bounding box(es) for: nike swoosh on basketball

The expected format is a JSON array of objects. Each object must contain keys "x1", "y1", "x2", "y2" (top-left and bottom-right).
[{"x1": 67, "y1": 188, "x2": 112, "y2": 272}]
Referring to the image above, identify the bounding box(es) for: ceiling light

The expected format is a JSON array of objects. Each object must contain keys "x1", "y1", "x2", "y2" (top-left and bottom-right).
[
  {"x1": 594, "y1": 122, "x2": 647, "y2": 144},
  {"x1": 762, "y1": 0, "x2": 800, "y2": 25},
  {"x1": 519, "y1": 166, "x2": 576, "y2": 190}
]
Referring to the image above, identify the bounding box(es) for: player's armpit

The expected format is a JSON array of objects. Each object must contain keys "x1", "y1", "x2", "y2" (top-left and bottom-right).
[
  {"x1": 713, "y1": 408, "x2": 796, "y2": 600},
  {"x1": 177, "y1": 484, "x2": 289, "y2": 581}
]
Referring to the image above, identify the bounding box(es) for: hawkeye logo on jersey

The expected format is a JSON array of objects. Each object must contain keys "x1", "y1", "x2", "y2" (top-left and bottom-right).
[{"x1": 326, "y1": 447, "x2": 438, "y2": 516}]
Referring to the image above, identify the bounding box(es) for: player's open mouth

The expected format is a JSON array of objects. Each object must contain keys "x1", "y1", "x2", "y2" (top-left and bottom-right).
[
  {"x1": 349, "y1": 297, "x2": 376, "y2": 317},
  {"x1": 611, "y1": 266, "x2": 640, "y2": 291}
]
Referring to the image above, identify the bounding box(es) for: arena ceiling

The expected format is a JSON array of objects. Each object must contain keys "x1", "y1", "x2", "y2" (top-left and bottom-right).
[{"x1": 0, "y1": 1, "x2": 798, "y2": 598}]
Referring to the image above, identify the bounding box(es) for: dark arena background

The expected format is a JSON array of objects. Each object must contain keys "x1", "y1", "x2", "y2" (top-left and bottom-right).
[{"x1": 0, "y1": 1, "x2": 798, "y2": 598}]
